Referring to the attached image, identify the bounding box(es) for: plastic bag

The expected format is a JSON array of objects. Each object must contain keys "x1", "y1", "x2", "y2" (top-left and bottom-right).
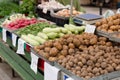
[{"x1": 103, "y1": 10, "x2": 115, "y2": 18}]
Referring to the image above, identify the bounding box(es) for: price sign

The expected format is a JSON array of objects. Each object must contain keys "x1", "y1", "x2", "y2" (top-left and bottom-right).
[
  {"x1": 16, "y1": 38, "x2": 25, "y2": 55},
  {"x1": 12, "y1": 33, "x2": 17, "y2": 47},
  {"x1": 2, "y1": 28, "x2": 7, "y2": 42},
  {"x1": 43, "y1": 8, "x2": 47, "y2": 14},
  {"x1": 30, "y1": 52, "x2": 39, "y2": 74},
  {"x1": 85, "y1": 24, "x2": 96, "y2": 33},
  {"x1": 44, "y1": 62, "x2": 60, "y2": 80}
]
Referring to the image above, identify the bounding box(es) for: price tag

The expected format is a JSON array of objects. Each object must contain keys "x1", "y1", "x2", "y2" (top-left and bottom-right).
[
  {"x1": 12, "y1": 33, "x2": 17, "y2": 47},
  {"x1": 43, "y1": 8, "x2": 47, "y2": 14},
  {"x1": 44, "y1": 62, "x2": 60, "y2": 80},
  {"x1": 85, "y1": 24, "x2": 96, "y2": 33},
  {"x1": 2, "y1": 28, "x2": 7, "y2": 42},
  {"x1": 30, "y1": 52, "x2": 39, "y2": 74},
  {"x1": 66, "y1": 78, "x2": 74, "y2": 80},
  {"x1": 16, "y1": 38, "x2": 25, "y2": 55}
]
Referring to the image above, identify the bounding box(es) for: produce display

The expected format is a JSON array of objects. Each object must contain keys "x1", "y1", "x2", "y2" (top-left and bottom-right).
[
  {"x1": 34, "y1": 33, "x2": 120, "y2": 79},
  {"x1": 17, "y1": 24, "x2": 85, "y2": 46},
  {"x1": 16, "y1": 22, "x2": 57, "y2": 35},
  {"x1": 37, "y1": 1, "x2": 65, "y2": 10},
  {"x1": 55, "y1": 8, "x2": 83, "y2": 17},
  {"x1": 1, "y1": 14, "x2": 42, "y2": 30},
  {"x1": 95, "y1": 14, "x2": 120, "y2": 33}
]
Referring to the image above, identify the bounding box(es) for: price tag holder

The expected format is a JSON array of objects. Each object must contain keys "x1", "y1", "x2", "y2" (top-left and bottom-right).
[
  {"x1": 66, "y1": 78, "x2": 74, "y2": 80},
  {"x1": 43, "y1": 8, "x2": 48, "y2": 14},
  {"x1": 44, "y1": 62, "x2": 60, "y2": 80},
  {"x1": 16, "y1": 38, "x2": 25, "y2": 55},
  {"x1": 2, "y1": 28, "x2": 7, "y2": 42},
  {"x1": 12, "y1": 33, "x2": 17, "y2": 47},
  {"x1": 30, "y1": 52, "x2": 39, "y2": 74},
  {"x1": 85, "y1": 24, "x2": 96, "y2": 33}
]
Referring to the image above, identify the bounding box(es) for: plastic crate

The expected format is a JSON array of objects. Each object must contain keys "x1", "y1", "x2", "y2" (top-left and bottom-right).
[
  {"x1": 50, "y1": 10, "x2": 69, "y2": 26},
  {"x1": 36, "y1": 8, "x2": 55, "y2": 22}
]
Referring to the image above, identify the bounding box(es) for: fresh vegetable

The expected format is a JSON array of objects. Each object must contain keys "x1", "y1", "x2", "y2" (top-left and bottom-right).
[
  {"x1": 96, "y1": 14, "x2": 120, "y2": 33},
  {"x1": 21, "y1": 35, "x2": 39, "y2": 46},
  {"x1": 37, "y1": 32, "x2": 48, "y2": 40},
  {"x1": 16, "y1": 22, "x2": 57, "y2": 35},
  {"x1": 34, "y1": 33, "x2": 120, "y2": 79},
  {"x1": 55, "y1": 8, "x2": 83, "y2": 17}
]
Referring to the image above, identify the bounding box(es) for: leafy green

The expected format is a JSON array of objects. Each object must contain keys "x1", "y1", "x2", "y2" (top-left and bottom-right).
[
  {"x1": 19, "y1": 0, "x2": 36, "y2": 16},
  {"x1": 0, "y1": 1, "x2": 19, "y2": 17}
]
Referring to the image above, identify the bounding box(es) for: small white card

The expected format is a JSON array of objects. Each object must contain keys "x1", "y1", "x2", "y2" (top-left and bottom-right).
[
  {"x1": 30, "y1": 52, "x2": 39, "y2": 74},
  {"x1": 2, "y1": 28, "x2": 7, "y2": 42},
  {"x1": 66, "y1": 78, "x2": 74, "y2": 80},
  {"x1": 12, "y1": 33, "x2": 17, "y2": 47},
  {"x1": 85, "y1": 24, "x2": 96, "y2": 33},
  {"x1": 44, "y1": 62, "x2": 60, "y2": 80},
  {"x1": 16, "y1": 38, "x2": 25, "y2": 55},
  {"x1": 43, "y1": 8, "x2": 47, "y2": 14}
]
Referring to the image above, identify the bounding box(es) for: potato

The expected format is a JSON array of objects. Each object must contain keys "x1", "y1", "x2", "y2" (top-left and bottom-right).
[
  {"x1": 44, "y1": 47, "x2": 51, "y2": 53},
  {"x1": 68, "y1": 48, "x2": 75, "y2": 54},
  {"x1": 101, "y1": 62, "x2": 107, "y2": 69},
  {"x1": 60, "y1": 50, "x2": 68, "y2": 56},
  {"x1": 49, "y1": 47, "x2": 58, "y2": 56},
  {"x1": 68, "y1": 43, "x2": 75, "y2": 49},
  {"x1": 49, "y1": 57, "x2": 57, "y2": 61},
  {"x1": 95, "y1": 21, "x2": 102, "y2": 27}
]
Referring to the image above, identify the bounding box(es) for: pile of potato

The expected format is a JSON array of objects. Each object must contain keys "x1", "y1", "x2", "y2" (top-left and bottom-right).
[
  {"x1": 34, "y1": 33, "x2": 120, "y2": 79},
  {"x1": 95, "y1": 14, "x2": 120, "y2": 33}
]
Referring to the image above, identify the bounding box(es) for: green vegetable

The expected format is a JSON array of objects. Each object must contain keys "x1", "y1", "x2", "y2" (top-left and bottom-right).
[
  {"x1": 16, "y1": 22, "x2": 56, "y2": 35},
  {"x1": 47, "y1": 32, "x2": 58, "y2": 39},
  {"x1": 28, "y1": 34, "x2": 46, "y2": 44},
  {"x1": 59, "y1": 33, "x2": 64, "y2": 37},
  {"x1": 61, "y1": 28, "x2": 68, "y2": 34},
  {"x1": 0, "y1": 1, "x2": 19, "y2": 17},
  {"x1": 42, "y1": 27, "x2": 61, "y2": 33},
  {"x1": 21, "y1": 35, "x2": 39, "y2": 46},
  {"x1": 37, "y1": 32, "x2": 48, "y2": 40}
]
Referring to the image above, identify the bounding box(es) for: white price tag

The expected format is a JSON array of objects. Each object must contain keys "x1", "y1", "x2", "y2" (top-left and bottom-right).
[
  {"x1": 43, "y1": 8, "x2": 47, "y2": 14},
  {"x1": 44, "y1": 62, "x2": 60, "y2": 80},
  {"x1": 66, "y1": 78, "x2": 74, "y2": 80},
  {"x1": 12, "y1": 33, "x2": 17, "y2": 47},
  {"x1": 85, "y1": 24, "x2": 96, "y2": 33},
  {"x1": 30, "y1": 52, "x2": 39, "y2": 74},
  {"x1": 16, "y1": 38, "x2": 25, "y2": 55},
  {"x1": 2, "y1": 28, "x2": 7, "y2": 42}
]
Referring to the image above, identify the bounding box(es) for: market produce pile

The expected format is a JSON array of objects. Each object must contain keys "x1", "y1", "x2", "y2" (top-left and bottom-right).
[
  {"x1": 95, "y1": 14, "x2": 120, "y2": 33},
  {"x1": 17, "y1": 24, "x2": 85, "y2": 46},
  {"x1": 1, "y1": 14, "x2": 41, "y2": 30},
  {"x1": 34, "y1": 33, "x2": 120, "y2": 79},
  {"x1": 37, "y1": 0, "x2": 65, "y2": 10},
  {"x1": 55, "y1": 8, "x2": 83, "y2": 17}
]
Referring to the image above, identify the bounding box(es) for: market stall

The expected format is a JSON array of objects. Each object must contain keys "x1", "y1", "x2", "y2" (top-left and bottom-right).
[{"x1": 0, "y1": 0, "x2": 120, "y2": 80}]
